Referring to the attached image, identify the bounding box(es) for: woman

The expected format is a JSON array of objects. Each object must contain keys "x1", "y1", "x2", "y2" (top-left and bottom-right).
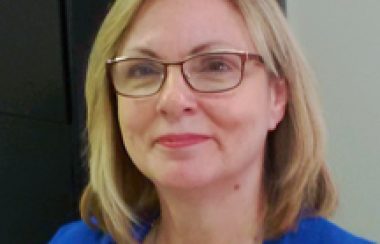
[{"x1": 51, "y1": 0, "x2": 373, "y2": 243}]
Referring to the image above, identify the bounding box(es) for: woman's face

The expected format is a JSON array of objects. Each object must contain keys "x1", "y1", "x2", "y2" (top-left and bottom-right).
[{"x1": 116, "y1": 0, "x2": 287, "y2": 189}]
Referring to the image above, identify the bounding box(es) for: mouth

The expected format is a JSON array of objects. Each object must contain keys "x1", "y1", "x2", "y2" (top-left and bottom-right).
[{"x1": 155, "y1": 133, "x2": 211, "y2": 148}]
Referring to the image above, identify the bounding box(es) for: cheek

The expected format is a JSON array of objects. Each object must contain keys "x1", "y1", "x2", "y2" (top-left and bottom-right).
[
  {"x1": 200, "y1": 89, "x2": 272, "y2": 132},
  {"x1": 197, "y1": 79, "x2": 273, "y2": 159},
  {"x1": 117, "y1": 98, "x2": 155, "y2": 149},
  {"x1": 199, "y1": 102, "x2": 270, "y2": 160},
  {"x1": 118, "y1": 100, "x2": 134, "y2": 140}
]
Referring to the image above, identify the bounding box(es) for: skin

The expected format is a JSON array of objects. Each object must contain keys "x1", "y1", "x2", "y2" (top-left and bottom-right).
[{"x1": 116, "y1": 0, "x2": 287, "y2": 243}]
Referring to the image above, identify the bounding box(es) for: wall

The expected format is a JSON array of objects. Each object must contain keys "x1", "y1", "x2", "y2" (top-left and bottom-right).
[{"x1": 287, "y1": 1, "x2": 380, "y2": 242}]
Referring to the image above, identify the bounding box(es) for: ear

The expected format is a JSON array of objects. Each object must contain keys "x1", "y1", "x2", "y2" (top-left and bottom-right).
[{"x1": 268, "y1": 77, "x2": 288, "y2": 131}]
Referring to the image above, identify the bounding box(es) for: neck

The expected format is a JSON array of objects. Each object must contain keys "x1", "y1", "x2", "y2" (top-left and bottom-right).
[{"x1": 147, "y1": 162, "x2": 265, "y2": 244}]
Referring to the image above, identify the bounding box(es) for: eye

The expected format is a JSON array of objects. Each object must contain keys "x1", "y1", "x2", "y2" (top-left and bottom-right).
[
  {"x1": 125, "y1": 61, "x2": 162, "y2": 79},
  {"x1": 205, "y1": 60, "x2": 232, "y2": 72},
  {"x1": 193, "y1": 54, "x2": 240, "y2": 74},
  {"x1": 201, "y1": 59, "x2": 233, "y2": 73}
]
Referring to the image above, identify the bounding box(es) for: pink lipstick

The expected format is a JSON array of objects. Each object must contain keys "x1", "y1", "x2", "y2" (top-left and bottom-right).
[{"x1": 156, "y1": 134, "x2": 210, "y2": 148}]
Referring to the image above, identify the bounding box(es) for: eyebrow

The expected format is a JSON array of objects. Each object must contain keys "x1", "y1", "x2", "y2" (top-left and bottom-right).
[
  {"x1": 124, "y1": 41, "x2": 235, "y2": 59},
  {"x1": 125, "y1": 48, "x2": 160, "y2": 59},
  {"x1": 189, "y1": 42, "x2": 229, "y2": 55}
]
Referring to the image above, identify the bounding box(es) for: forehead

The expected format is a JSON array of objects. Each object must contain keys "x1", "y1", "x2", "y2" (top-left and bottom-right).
[{"x1": 118, "y1": 0, "x2": 256, "y2": 58}]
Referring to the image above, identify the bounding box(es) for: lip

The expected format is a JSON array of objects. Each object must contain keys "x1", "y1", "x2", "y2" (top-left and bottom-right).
[{"x1": 155, "y1": 133, "x2": 211, "y2": 148}]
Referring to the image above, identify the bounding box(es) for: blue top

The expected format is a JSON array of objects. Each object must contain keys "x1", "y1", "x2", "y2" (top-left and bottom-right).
[{"x1": 49, "y1": 216, "x2": 374, "y2": 244}]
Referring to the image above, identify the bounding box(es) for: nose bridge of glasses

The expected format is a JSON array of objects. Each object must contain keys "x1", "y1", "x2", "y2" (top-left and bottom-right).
[{"x1": 162, "y1": 60, "x2": 190, "y2": 88}]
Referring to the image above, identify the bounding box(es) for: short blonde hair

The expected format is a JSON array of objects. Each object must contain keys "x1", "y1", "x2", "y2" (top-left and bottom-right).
[{"x1": 80, "y1": 0, "x2": 337, "y2": 243}]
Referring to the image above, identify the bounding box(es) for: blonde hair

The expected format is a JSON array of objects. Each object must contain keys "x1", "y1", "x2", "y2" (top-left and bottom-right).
[{"x1": 80, "y1": 0, "x2": 337, "y2": 242}]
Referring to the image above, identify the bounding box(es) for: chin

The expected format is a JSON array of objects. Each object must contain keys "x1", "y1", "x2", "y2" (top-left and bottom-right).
[{"x1": 151, "y1": 162, "x2": 221, "y2": 190}]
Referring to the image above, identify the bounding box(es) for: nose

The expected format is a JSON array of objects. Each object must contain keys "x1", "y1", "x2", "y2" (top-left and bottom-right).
[{"x1": 155, "y1": 65, "x2": 197, "y2": 121}]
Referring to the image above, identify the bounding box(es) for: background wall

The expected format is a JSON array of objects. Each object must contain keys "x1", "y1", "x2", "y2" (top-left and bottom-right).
[{"x1": 287, "y1": 1, "x2": 380, "y2": 242}]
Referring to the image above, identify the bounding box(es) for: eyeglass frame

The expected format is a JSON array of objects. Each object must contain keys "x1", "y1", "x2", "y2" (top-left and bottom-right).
[{"x1": 106, "y1": 50, "x2": 264, "y2": 98}]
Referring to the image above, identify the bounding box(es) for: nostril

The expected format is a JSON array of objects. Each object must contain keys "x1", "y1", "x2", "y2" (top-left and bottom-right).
[
  {"x1": 184, "y1": 107, "x2": 193, "y2": 113},
  {"x1": 156, "y1": 89, "x2": 197, "y2": 119}
]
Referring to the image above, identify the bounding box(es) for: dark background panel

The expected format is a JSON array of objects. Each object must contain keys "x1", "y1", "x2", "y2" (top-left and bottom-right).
[
  {"x1": 0, "y1": 0, "x2": 109, "y2": 243},
  {"x1": 0, "y1": 0, "x2": 68, "y2": 123},
  {"x1": 0, "y1": 115, "x2": 72, "y2": 244}
]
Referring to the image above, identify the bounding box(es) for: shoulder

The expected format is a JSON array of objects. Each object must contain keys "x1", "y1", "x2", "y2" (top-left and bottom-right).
[
  {"x1": 265, "y1": 216, "x2": 375, "y2": 244},
  {"x1": 49, "y1": 220, "x2": 115, "y2": 244}
]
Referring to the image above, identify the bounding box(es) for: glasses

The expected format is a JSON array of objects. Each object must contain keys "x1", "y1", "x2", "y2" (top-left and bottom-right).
[{"x1": 106, "y1": 51, "x2": 264, "y2": 97}]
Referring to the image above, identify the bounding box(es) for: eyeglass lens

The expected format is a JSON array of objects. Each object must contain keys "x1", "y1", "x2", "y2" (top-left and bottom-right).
[{"x1": 111, "y1": 53, "x2": 243, "y2": 96}]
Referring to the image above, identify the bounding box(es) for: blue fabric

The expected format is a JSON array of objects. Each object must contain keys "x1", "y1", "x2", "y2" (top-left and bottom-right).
[
  {"x1": 49, "y1": 216, "x2": 375, "y2": 244},
  {"x1": 264, "y1": 217, "x2": 375, "y2": 244},
  {"x1": 49, "y1": 220, "x2": 114, "y2": 244}
]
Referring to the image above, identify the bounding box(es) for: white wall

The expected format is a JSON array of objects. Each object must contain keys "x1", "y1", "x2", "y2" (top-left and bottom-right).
[{"x1": 287, "y1": 1, "x2": 380, "y2": 242}]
